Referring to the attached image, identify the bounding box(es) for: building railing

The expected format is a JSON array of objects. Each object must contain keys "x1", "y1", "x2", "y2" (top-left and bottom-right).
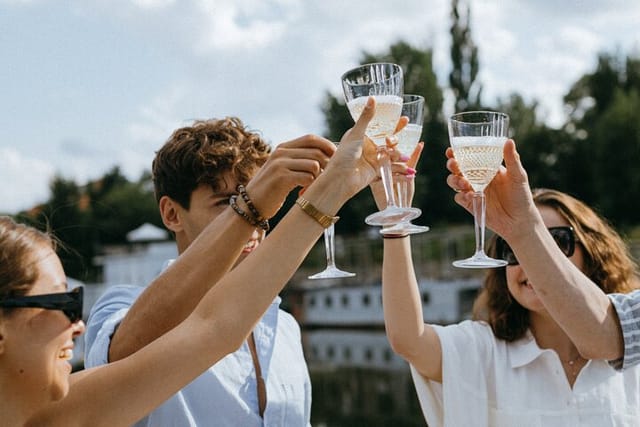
[{"x1": 291, "y1": 226, "x2": 640, "y2": 289}]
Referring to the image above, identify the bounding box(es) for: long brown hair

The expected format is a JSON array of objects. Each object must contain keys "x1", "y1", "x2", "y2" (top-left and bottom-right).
[{"x1": 473, "y1": 188, "x2": 640, "y2": 341}]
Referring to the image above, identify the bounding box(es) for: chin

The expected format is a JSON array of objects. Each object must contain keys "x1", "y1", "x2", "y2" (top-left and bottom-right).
[{"x1": 49, "y1": 380, "x2": 70, "y2": 402}]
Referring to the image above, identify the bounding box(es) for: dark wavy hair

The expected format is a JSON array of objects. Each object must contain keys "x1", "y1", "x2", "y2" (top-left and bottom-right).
[
  {"x1": 152, "y1": 117, "x2": 271, "y2": 209},
  {"x1": 0, "y1": 216, "x2": 57, "y2": 303},
  {"x1": 473, "y1": 188, "x2": 640, "y2": 341}
]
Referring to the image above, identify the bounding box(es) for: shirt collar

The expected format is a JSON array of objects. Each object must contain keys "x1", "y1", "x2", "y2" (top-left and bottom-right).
[{"x1": 508, "y1": 329, "x2": 546, "y2": 368}]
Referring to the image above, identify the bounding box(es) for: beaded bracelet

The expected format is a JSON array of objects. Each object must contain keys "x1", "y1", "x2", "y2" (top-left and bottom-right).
[
  {"x1": 229, "y1": 193, "x2": 270, "y2": 232},
  {"x1": 237, "y1": 185, "x2": 263, "y2": 219}
]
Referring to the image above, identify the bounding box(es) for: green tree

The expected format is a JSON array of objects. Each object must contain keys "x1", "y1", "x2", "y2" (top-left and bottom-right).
[
  {"x1": 90, "y1": 168, "x2": 161, "y2": 246},
  {"x1": 320, "y1": 41, "x2": 465, "y2": 233},
  {"x1": 15, "y1": 168, "x2": 161, "y2": 281},
  {"x1": 16, "y1": 176, "x2": 95, "y2": 280},
  {"x1": 449, "y1": 0, "x2": 482, "y2": 112},
  {"x1": 494, "y1": 94, "x2": 571, "y2": 191},
  {"x1": 562, "y1": 52, "x2": 640, "y2": 226}
]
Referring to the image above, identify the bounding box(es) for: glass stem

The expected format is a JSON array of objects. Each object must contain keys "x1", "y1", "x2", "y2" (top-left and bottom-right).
[
  {"x1": 472, "y1": 191, "x2": 487, "y2": 256},
  {"x1": 323, "y1": 224, "x2": 337, "y2": 268},
  {"x1": 395, "y1": 180, "x2": 405, "y2": 208},
  {"x1": 378, "y1": 146, "x2": 398, "y2": 208}
]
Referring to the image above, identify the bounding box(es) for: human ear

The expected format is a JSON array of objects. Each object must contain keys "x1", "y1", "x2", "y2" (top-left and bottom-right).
[{"x1": 159, "y1": 196, "x2": 183, "y2": 234}]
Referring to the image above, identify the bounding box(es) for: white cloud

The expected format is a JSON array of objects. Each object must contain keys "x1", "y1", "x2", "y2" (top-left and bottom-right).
[
  {"x1": 131, "y1": 0, "x2": 176, "y2": 9},
  {"x1": 0, "y1": 148, "x2": 55, "y2": 213},
  {"x1": 0, "y1": 0, "x2": 638, "y2": 214}
]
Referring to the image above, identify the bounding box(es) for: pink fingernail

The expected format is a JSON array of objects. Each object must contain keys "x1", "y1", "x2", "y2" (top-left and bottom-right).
[
  {"x1": 400, "y1": 154, "x2": 410, "y2": 162},
  {"x1": 407, "y1": 167, "x2": 416, "y2": 175}
]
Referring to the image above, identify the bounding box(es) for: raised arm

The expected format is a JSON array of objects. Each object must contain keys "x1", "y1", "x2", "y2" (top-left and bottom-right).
[
  {"x1": 446, "y1": 139, "x2": 623, "y2": 361},
  {"x1": 382, "y1": 236, "x2": 443, "y2": 381},
  {"x1": 32, "y1": 98, "x2": 380, "y2": 427},
  {"x1": 108, "y1": 135, "x2": 337, "y2": 362},
  {"x1": 370, "y1": 142, "x2": 444, "y2": 381}
]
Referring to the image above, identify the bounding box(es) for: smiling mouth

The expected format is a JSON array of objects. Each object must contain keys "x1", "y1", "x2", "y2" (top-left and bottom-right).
[{"x1": 58, "y1": 349, "x2": 73, "y2": 361}]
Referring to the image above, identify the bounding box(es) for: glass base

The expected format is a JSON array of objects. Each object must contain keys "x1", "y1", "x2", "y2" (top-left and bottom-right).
[
  {"x1": 365, "y1": 206, "x2": 421, "y2": 226},
  {"x1": 308, "y1": 266, "x2": 356, "y2": 280},
  {"x1": 452, "y1": 253, "x2": 508, "y2": 269},
  {"x1": 381, "y1": 222, "x2": 430, "y2": 236}
]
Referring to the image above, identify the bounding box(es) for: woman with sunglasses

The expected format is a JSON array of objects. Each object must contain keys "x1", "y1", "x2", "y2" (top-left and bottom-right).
[
  {"x1": 380, "y1": 139, "x2": 640, "y2": 426},
  {"x1": 0, "y1": 98, "x2": 385, "y2": 427}
]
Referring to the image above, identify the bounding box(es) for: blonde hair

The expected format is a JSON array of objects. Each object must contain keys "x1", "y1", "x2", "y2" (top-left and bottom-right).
[{"x1": 0, "y1": 216, "x2": 56, "y2": 300}]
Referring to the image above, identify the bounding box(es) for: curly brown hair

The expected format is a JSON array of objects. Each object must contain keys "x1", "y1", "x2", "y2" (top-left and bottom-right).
[
  {"x1": 0, "y1": 216, "x2": 56, "y2": 302},
  {"x1": 473, "y1": 188, "x2": 640, "y2": 341},
  {"x1": 151, "y1": 117, "x2": 271, "y2": 209}
]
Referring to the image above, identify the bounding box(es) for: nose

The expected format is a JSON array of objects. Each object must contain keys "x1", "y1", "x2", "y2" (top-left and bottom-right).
[{"x1": 72, "y1": 320, "x2": 86, "y2": 338}]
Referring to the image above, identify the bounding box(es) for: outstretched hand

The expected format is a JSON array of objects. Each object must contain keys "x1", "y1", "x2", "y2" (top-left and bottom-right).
[
  {"x1": 445, "y1": 139, "x2": 539, "y2": 239},
  {"x1": 322, "y1": 96, "x2": 381, "y2": 197},
  {"x1": 245, "y1": 135, "x2": 335, "y2": 220},
  {"x1": 370, "y1": 138, "x2": 423, "y2": 211}
]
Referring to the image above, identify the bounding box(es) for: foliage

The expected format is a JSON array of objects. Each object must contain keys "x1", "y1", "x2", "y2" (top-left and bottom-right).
[
  {"x1": 11, "y1": 2, "x2": 640, "y2": 279},
  {"x1": 321, "y1": 40, "x2": 468, "y2": 235},
  {"x1": 15, "y1": 167, "x2": 161, "y2": 281},
  {"x1": 561, "y1": 53, "x2": 640, "y2": 227},
  {"x1": 449, "y1": 0, "x2": 482, "y2": 112}
]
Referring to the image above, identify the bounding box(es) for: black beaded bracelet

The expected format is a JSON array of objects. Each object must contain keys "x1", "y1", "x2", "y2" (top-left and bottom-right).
[
  {"x1": 229, "y1": 194, "x2": 270, "y2": 232},
  {"x1": 237, "y1": 185, "x2": 261, "y2": 218}
]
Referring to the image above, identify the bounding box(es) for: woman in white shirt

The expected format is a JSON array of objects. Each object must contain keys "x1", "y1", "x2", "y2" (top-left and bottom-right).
[{"x1": 381, "y1": 139, "x2": 640, "y2": 426}]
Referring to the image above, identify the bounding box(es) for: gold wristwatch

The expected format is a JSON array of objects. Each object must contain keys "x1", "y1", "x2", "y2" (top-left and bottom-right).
[{"x1": 295, "y1": 196, "x2": 339, "y2": 228}]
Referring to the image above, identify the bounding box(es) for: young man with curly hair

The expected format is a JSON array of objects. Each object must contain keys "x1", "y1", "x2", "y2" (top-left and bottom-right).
[{"x1": 85, "y1": 117, "x2": 337, "y2": 426}]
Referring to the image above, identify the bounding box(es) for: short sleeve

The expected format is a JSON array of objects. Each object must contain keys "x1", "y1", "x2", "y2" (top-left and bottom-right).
[
  {"x1": 608, "y1": 290, "x2": 640, "y2": 370},
  {"x1": 83, "y1": 285, "x2": 144, "y2": 368},
  {"x1": 410, "y1": 320, "x2": 495, "y2": 427}
]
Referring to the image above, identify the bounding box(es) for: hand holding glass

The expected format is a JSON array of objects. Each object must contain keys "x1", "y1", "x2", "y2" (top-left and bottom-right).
[
  {"x1": 448, "y1": 111, "x2": 509, "y2": 268},
  {"x1": 341, "y1": 62, "x2": 421, "y2": 226},
  {"x1": 381, "y1": 94, "x2": 429, "y2": 235}
]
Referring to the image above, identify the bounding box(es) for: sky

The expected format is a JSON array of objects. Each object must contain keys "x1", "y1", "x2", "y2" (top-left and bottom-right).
[{"x1": 1, "y1": 0, "x2": 639, "y2": 213}]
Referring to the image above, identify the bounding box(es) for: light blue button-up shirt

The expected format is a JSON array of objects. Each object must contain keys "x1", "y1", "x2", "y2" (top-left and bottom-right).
[{"x1": 84, "y1": 283, "x2": 312, "y2": 427}]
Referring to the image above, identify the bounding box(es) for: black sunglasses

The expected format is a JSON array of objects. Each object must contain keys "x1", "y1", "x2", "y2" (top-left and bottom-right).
[
  {"x1": 0, "y1": 287, "x2": 83, "y2": 323},
  {"x1": 496, "y1": 226, "x2": 577, "y2": 266}
]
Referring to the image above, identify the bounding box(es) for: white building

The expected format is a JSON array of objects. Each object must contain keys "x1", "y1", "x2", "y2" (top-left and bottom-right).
[{"x1": 95, "y1": 223, "x2": 177, "y2": 286}]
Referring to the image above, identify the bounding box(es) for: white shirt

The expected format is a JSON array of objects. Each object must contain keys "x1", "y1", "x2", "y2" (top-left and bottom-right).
[
  {"x1": 411, "y1": 320, "x2": 640, "y2": 427},
  {"x1": 84, "y1": 284, "x2": 311, "y2": 427}
]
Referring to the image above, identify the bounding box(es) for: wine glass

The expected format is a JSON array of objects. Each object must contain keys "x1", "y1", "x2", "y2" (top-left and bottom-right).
[
  {"x1": 448, "y1": 111, "x2": 509, "y2": 268},
  {"x1": 341, "y1": 62, "x2": 421, "y2": 226},
  {"x1": 381, "y1": 94, "x2": 429, "y2": 236},
  {"x1": 308, "y1": 222, "x2": 356, "y2": 280}
]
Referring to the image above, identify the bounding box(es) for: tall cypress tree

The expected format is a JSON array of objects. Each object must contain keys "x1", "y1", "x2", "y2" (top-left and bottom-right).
[{"x1": 449, "y1": 0, "x2": 481, "y2": 112}]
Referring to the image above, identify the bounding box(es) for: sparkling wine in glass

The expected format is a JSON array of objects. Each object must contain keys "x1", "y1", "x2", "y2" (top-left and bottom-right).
[
  {"x1": 448, "y1": 111, "x2": 509, "y2": 268},
  {"x1": 341, "y1": 62, "x2": 421, "y2": 226},
  {"x1": 381, "y1": 94, "x2": 429, "y2": 236}
]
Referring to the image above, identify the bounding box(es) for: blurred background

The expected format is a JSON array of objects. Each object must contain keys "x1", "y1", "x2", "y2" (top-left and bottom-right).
[{"x1": 2, "y1": 0, "x2": 639, "y2": 425}]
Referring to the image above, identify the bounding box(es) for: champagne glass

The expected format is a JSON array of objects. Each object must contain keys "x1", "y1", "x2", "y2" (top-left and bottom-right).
[
  {"x1": 309, "y1": 139, "x2": 356, "y2": 280},
  {"x1": 448, "y1": 111, "x2": 509, "y2": 268},
  {"x1": 341, "y1": 63, "x2": 421, "y2": 226},
  {"x1": 381, "y1": 94, "x2": 429, "y2": 235},
  {"x1": 308, "y1": 223, "x2": 356, "y2": 279}
]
